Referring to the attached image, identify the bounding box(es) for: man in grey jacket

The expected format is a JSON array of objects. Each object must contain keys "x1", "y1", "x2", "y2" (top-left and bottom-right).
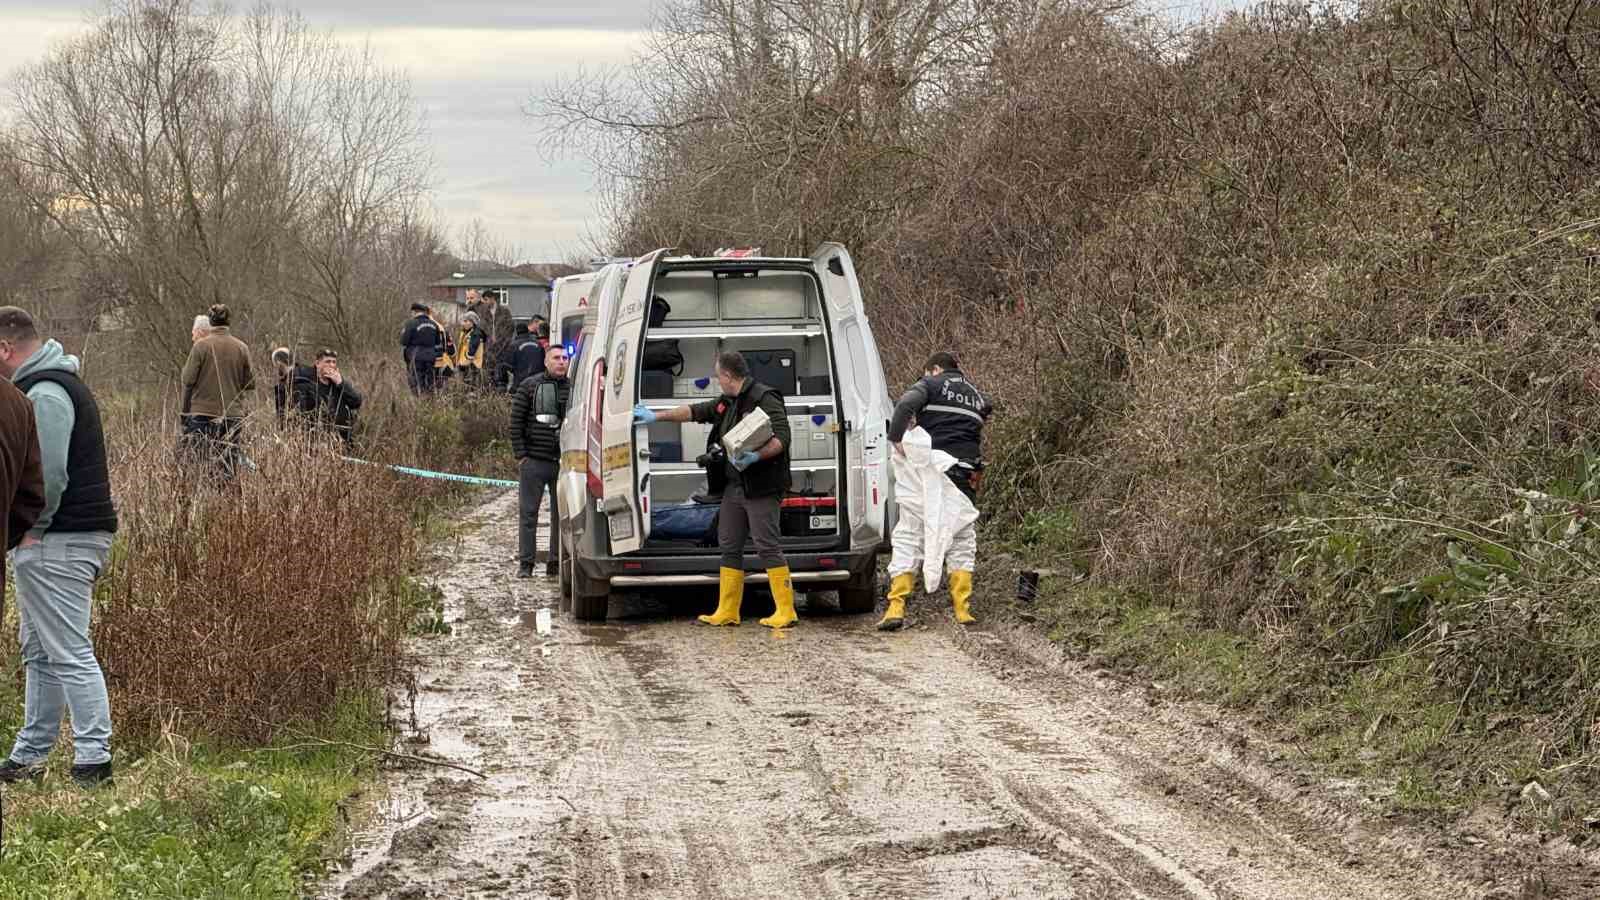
[{"x1": 0, "y1": 307, "x2": 118, "y2": 787}]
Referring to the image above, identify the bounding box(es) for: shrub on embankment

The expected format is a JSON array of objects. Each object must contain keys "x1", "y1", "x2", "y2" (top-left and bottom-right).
[{"x1": 542, "y1": 0, "x2": 1600, "y2": 831}]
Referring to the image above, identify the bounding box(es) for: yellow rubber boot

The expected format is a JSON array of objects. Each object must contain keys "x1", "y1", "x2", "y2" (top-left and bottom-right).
[
  {"x1": 759, "y1": 566, "x2": 799, "y2": 629},
  {"x1": 950, "y1": 571, "x2": 977, "y2": 625},
  {"x1": 877, "y1": 573, "x2": 914, "y2": 631},
  {"x1": 699, "y1": 568, "x2": 744, "y2": 626}
]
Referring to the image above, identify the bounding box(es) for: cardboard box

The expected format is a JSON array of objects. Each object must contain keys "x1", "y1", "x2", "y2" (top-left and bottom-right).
[
  {"x1": 807, "y1": 412, "x2": 835, "y2": 460},
  {"x1": 787, "y1": 415, "x2": 814, "y2": 460},
  {"x1": 681, "y1": 422, "x2": 714, "y2": 458},
  {"x1": 722, "y1": 407, "x2": 773, "y2": 458}
]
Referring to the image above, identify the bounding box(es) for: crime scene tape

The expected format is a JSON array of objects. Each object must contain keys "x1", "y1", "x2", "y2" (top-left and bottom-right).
[{"x1": 341, "y1": 456, "x2": 519, "y2": 488}]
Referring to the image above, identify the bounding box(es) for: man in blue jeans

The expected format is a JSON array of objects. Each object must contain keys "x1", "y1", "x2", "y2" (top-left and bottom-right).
[{"x1": 0, "y1": 307, "x2": 118, "y2": 788}]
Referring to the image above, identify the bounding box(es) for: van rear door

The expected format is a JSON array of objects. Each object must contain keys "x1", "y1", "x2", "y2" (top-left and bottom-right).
[
  {"x1": 599, "y1": 250, "x2": 667, "y2": 554},
  {"x1": 811, "y1": 243, "x2": 889, "y2": 552}
]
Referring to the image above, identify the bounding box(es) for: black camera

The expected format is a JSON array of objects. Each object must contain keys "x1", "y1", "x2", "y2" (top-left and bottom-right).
[{"x1": 696, "y1": 445, "x2": 726, "y2": 469}]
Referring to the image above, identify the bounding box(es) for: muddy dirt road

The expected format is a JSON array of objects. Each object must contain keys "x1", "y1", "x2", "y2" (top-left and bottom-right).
[{"x1": 320, "y1": 491, "x2": 1541, "y2": 899}]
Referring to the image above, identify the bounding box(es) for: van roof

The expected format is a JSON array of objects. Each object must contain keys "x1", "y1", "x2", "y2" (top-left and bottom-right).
[{"x1": 663, "y1": 255, "x2": 812, "y2": 265}]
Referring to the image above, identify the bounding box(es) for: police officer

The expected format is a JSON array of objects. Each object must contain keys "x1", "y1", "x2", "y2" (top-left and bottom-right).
[
  {"x1": 634, "y1": 351, "x2": 798, "y2": 629},
  {"x1": 400, "y1": 302, "x2": 442, "y2": 395},
  {"x1": 881, "y1": 351, "x2": 991, "y2": 629}
]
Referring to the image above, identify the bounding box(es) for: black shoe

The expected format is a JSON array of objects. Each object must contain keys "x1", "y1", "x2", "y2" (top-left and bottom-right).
[
  {"x1": 0, "y1": 758, "x2": 45, "y2": 784},
  {"x1": 517, "y1": 565, "x2": 534, "y2": 579},
  {"x1": 545, "y1": 561, "x2": 559, "y2": 578},
  {"x1": 71, "y1": 761, "x2": 113, "y2": 788}
]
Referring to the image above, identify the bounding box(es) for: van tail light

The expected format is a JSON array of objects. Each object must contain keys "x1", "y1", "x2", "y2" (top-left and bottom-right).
[{"x1": 586, "y1": 358, "x2": 605, "y2": 498}]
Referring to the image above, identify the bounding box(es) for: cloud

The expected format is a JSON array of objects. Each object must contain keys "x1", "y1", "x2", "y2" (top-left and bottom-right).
[{"x1": 0, "y1": 6, "x2": 640, "y2": 261}]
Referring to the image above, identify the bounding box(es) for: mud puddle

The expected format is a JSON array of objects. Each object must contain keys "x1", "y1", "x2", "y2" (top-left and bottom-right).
[{"x1": 317, "y1": 490, "x2": 1567, "y2": 899}]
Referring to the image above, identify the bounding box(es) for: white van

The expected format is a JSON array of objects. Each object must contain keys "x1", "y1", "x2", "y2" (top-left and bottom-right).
[{"x1": 550, "y1": 245, "x2": 893, "y2": 621}]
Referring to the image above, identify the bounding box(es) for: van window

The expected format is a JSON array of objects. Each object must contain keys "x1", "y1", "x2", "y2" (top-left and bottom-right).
[{"x1": 561, "y1": 314, "x2": 584, "y2": 359}]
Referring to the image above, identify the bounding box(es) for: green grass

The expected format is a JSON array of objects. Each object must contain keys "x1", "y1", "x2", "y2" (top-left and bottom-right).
[
  {"x1": 0, "y1": 685, "x2": 382, "y2": 899},
  {"x1": 1023, "y1": 579, "x2": 1542, "y2": 822}
]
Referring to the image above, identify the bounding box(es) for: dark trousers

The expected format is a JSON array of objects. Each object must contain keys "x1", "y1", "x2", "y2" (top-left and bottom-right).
[
  {"x1": 718, "y1": 483, "x2": 786, "y2": 570},
  {"x1": 408, "y1": 357, "x2": 437, "y2": 395},
  {"x1": 946, "y1": 465, "x2": 977, "y2": 503},
  {"x1": 180, "y1": 416, "x2": 244, "y2": 478},
  {"x1": 519, "y1": 458, "x2": 559, "y2": 566}
]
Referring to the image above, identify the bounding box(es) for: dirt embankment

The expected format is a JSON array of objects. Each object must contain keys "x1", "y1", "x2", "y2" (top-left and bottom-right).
[{"x1": 318, "y1": 490, "x2": 1594, "y2": 899}]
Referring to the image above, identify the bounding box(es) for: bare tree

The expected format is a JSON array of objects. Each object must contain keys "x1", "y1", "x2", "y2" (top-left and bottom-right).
[{"x1": 4, "y1": 0, "x2": 437, "y2": 372}]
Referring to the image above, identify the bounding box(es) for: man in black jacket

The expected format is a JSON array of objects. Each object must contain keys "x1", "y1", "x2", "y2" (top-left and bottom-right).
[
  {"x1": 882, "y1": 351, "x2": 991, "y2": 629},
  {"x1": 510, "y1": 345, "x2": 570, "y2": 578},
  {"x1": 635, "y1": 351, "x2": 796, "y2": 628},
  {"x1": 400, "y1": 302, "x2": 442, "y2": 395},
  {"x1": 308, "y1": 349, "x2": 363, "y2": 446}
]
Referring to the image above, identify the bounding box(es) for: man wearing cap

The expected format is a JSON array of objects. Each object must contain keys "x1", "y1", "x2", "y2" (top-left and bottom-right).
[{"x1": 401, "y1": 302, "x2": 443, "y2": 395}]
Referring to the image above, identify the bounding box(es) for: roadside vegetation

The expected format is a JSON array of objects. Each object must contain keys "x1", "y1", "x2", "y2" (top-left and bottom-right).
[
  {"x1": 537, "y1": 0, "x2": 1600, "y2": 842},
  {"x1": 0, "y1": 384, "x2": 512, "y2": 896}
]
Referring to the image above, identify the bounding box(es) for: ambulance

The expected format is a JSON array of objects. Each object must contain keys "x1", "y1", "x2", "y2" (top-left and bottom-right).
[{"x1": 549, "y1": 246, "x2": 893, "y2": 621}]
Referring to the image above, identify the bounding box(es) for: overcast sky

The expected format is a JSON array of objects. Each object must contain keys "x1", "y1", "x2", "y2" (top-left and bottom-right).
[
  {"x1": 0, "y1": 1, "x2": 1241, "y2": 265},
  {"x1": 0, "y1": 1, "x2": 646, "y2": 264}
]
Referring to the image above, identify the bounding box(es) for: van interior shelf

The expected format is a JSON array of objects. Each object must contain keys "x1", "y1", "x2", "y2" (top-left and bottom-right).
[
  {"x1": 649, "y1": 460, "x2": 838, "y2": 474},
  {"x1": 645, "y1": 325, "x2": 823, "y2": 340},
  {"x1": 641, "y1": 395, "x2": 836, "y2": 410}
]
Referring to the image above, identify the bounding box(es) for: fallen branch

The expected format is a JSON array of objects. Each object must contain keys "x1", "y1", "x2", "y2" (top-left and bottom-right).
[{"x1": 253, "y1": 738, "x2": 488, "y2": 779}]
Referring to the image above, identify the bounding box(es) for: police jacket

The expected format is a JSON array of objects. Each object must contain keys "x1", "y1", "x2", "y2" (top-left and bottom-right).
[
  {"x1": 510, "y1": 373, "x2": 570, "y2": 462},
  {"x1": 887, "y1": 368, "x2": 991, "y2": 461},
  {"x1": 401, "y1": 313, "x2": 442, "y2": 363},
  {"x1": 690, "y1": 379, "x2": 792, "y2": 500},
  {"x1": 511, "y1": 334, "x2": 547, "y2": 384}
]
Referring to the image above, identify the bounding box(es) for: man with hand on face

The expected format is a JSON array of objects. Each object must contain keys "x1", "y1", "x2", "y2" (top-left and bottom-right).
[
  {"x1": 307, "y1": 349, "x2": 362, "y2": 446},
  {"x1": 634, "y1": 351, "x2": 796, "y2": 629},
  {"x1": 510, "y1": 345, "x2": 571, "y2": 578}
]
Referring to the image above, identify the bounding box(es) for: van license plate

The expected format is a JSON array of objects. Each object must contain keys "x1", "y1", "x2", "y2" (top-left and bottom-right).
[
  {"x1": 810, "y1": 515, "x2": 837, "y2": 531},
  {"x1": 608, "y1": 512, "x2": 635, "y2": 541}
]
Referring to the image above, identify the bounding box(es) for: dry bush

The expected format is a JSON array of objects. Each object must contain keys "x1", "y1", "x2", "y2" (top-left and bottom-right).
[{"x1": 90, "y1": 428, "x2": 429, "y2": 744}]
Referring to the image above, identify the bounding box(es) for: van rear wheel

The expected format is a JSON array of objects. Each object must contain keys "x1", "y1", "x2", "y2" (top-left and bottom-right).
[
  {"x1": 837, "y1": 555, "x2": 878, "y2": 615},
  {"x1": 571, "y1": 562, "x2": 609, "y2": 621}
]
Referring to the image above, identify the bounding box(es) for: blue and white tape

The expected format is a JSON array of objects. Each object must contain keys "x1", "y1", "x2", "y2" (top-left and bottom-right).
[{"x1": 342, "y1": 457, "x2": 519, "y2": 488}]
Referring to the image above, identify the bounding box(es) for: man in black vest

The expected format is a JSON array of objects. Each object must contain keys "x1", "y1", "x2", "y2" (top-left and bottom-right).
[
  {"x1": 882, "y1": 351, "x2": 992, "y2": 630},
  {"x1": 635, "y1": 351, "x2": 797, "y2": 628},
  {"x1": 510, "y1": 345, "x2": 570, "y2": 578},
  {"x1": 400, "y1": 302, "x2": 442, "y2": 395},
  {"x1": 0, "y1": 307, "x2": 118, "y2": 787}
]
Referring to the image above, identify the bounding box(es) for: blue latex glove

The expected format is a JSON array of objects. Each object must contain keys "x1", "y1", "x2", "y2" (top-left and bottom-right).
[
  {"x1": 732, "y1": 450, "x2": 761, "y2": 471},
  {"x1": 632, "y1": 403, "x2": 656, "y2": 424}
]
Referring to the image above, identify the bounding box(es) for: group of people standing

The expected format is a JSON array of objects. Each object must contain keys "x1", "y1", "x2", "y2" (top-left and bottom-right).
[
  {"x1": 0, "y1": 304, "x2": 369, "y2": 790},
  {"x1": 180, "y1": 304, "x2": 363, "y2": 476},
  {"x1": 401, "y1": 297, "x2": 554, "y2": 396}
]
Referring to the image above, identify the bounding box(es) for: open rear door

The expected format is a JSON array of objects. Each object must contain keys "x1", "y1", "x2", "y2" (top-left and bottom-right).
[
  {"x1": 599, "y1": 249, "x2": 668, "y2": 554},
  {"x1": 811, "y1": 243, "x2": 890, "y2": 552}
]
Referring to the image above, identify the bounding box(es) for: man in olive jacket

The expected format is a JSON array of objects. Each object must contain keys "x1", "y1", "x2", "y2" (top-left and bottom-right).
[
  {"x1": 0, "y1": 376, "x2": 46, "y2": 610},
  {"x1": 509, "y1": 345, "x2": 570, "y2": 578},
  {"x1": 180, "y1": 303, "x2": 255, "y2": 475},
  {"x1": 635, "y1": 351, "x2": 796, "y2": 628}
]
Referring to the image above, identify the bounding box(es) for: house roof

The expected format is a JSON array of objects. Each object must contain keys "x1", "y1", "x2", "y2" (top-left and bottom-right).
[{"x1": 429, "y1": 271, "x2": 549, "y2": 289}]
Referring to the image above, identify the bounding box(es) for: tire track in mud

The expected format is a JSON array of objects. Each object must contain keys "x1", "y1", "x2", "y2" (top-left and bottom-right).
[{"x1": 320, "y1": 490, "x2": 1498, "y2": 899}]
